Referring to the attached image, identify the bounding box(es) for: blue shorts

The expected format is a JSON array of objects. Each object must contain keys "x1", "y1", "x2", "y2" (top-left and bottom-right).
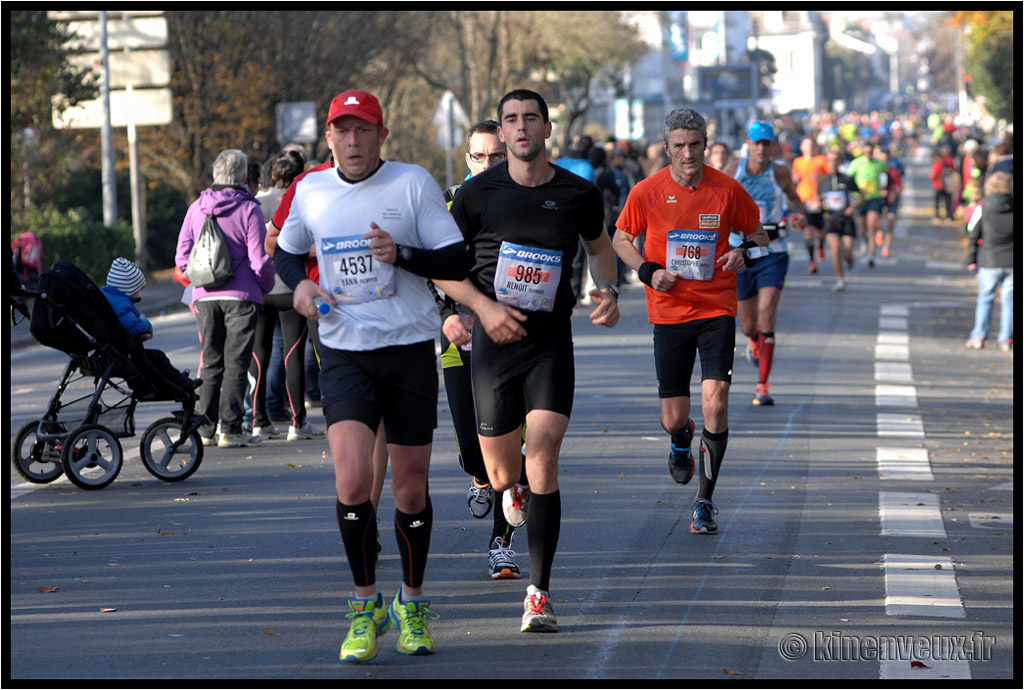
[
  {"x1": 736, "y1": 251, "x2": 789, "y2": 301},
  {"x1": 858, "y1": 198, "x2": 884, "y2": 216}
]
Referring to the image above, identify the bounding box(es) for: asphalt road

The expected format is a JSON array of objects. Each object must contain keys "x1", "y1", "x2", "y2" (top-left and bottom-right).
[{"x1": 8, "y1": 148, "x2": 1014, "y2": 681}]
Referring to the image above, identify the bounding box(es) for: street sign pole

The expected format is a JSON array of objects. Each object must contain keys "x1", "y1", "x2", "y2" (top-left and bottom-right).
[{"x1": 99, "y1": 11, "x2": 118, "y2": 228}]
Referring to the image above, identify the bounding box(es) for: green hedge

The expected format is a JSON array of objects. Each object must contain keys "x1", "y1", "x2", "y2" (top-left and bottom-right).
[{"x1": 11, "y1": 207, "x2": 136, "y2": 284}]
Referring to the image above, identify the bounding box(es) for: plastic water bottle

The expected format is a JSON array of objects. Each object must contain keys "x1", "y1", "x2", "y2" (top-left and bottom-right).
[{"x1": 314, "y1": 296, "x2": 331, "y2": 317}]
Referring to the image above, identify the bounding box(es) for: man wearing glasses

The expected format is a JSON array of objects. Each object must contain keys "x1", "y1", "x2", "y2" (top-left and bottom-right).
[{"x1": 435, "y1": 121, "x2": 525, "y2": 582}]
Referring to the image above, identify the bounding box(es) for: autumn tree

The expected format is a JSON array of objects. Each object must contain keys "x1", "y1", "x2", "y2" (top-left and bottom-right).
[
  {"x1": 155, "y1": 10, "x2": 426, "y2": 199},
  {"x1": 950, "y1": 11, "x2": 1014, "y2": 122},
  {"x1": 9, "y1": 10, "x2": 97, "y2": 212},
  {"x1": 412, "y1": 11, "x2": 646, "y2": 151}
]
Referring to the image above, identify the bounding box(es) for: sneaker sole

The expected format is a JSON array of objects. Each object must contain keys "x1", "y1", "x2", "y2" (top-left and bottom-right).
[
  {"x1": 490, "y1": 568, "x2": 522, "y2": 580},
  {"x1": 502, "y1": 489, "x2": 529, "y2": 528},
  {"x1": 521, "y1": 620, "x2": 558, "y2": 633},
  {"x1": 396, "y1": 643, "x2": 434, "y2": 655},
  {"x1": 339, "y1": 644, "x2": 378, "y2": 663},
  {"x1": 753, "y1": 397, "x2": 774, "y2": 406},
  {"x1": 690, "y1": 523, "x2": 718, "y2": 535}
]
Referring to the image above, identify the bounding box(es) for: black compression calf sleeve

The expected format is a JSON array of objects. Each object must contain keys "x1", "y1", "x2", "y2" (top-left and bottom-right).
[
  {"x1": 336, "y1": 500, "x2": 377, "y2": 587},
  {"x1": 526, "y1": 490, "x2": 561, "y2": 592},
  {"x1": 697, "y1": 428, "x2": 728, "y2": 501},
  {"x1": 395, "y1": 497, "x2": 433, "y2": 589}
]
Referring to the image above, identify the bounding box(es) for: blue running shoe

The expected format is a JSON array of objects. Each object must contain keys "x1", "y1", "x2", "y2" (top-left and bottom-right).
[
  {"x1": 690, "y1": 498, "x2": 719, "y2": 534},
  {"x1": 667, "y1": 419, "x2": 695, "y2": 485},
  {"x1": 753, "y1": 383, "x2": 774, "y2": 406}
]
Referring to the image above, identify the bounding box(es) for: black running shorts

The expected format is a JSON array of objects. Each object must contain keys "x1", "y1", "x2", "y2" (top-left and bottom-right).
[
  {"x1": 653, "y1": 315, "x2": 736, "y2": 398},
  {"x1": 319, "y1": 340, "x2": 438, "y2": 446},
  {"x1": 471, "y1": 319, "x2": 575, "y2": 437}
]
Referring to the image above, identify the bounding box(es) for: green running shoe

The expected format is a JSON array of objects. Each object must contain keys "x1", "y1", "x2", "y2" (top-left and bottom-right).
[
  {"x1": 339, "y1": 593, "x2": 390, "y2": 663},
  {"x1": 388, "y1": 591, "x2": 438, "y2": 655}
]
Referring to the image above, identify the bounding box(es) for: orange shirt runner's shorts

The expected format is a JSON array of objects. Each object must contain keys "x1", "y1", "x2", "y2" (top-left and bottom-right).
[{"x1": 617, "y1": 165, "x2": 761, "y2": 325}]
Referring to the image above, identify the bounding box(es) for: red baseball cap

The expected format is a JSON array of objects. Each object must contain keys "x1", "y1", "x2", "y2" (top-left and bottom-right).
[{"x1": 327, "y1": 90, "x2": 384, "y2": 127}]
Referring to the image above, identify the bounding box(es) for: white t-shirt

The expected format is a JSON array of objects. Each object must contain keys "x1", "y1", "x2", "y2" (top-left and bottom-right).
[{"x1": 277, "y1": 161, "x2": 463, "y2": 351}]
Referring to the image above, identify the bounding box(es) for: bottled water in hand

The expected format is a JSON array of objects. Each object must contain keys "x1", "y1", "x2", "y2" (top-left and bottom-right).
[{"x1": 314, "y1": 296, "x2": 331, "y2": 317}]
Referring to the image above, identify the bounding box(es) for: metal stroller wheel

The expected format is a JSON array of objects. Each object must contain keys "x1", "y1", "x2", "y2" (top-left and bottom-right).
[
  {"x1": 60, "y1": 424, "x2": 123, "y2": 490},
  {"x1": 12, "y1": 419, "x2": 66, "y2": 483},
  {"x1": 140, "y1": 417, "x2": 204, "y2": 482}
]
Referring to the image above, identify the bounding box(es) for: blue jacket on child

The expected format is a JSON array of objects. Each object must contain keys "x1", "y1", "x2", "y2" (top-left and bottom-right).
[{"x1": 101, "y1": 285, "x2": 153, "y2": 338}]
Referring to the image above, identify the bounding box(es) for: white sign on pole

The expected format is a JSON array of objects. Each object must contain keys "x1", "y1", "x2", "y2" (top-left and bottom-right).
[
  {"x1": 53, "y1": 88, "x2": 173, "y2": 129},
  {"x1": 70, "y1": 50, "x2": 171, "y2": 89},
  {"x1": 63, "y1": 16, "x2": 169, "y2": 51},
  {"x1": 276, "y1": 102, "x2": 319, "y2": 144}
]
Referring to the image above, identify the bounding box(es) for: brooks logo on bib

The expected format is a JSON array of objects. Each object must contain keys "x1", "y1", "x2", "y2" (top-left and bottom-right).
[
  {"x1": 321, "y1": 235, "x2": 396, "y2": 304},
  {"x1": 494, "y1": 241, "x2": 561, "y2": 312},
  {"x1": 666, "y1": 229, "x2": 717, "y2": 281}
]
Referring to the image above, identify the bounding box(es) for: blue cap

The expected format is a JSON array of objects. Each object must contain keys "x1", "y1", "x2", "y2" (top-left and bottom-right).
[{"x1": 747, "y1": 121, "x2": 776, "y2": 142}]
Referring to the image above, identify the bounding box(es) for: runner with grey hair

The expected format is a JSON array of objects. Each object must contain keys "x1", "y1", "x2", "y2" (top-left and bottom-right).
[
  {"x1": 613, "y1": 107, "x2": 769, "y2": 536},
  {"x1": 212, "y1": 149, "x2": 250, "y2": 187}
]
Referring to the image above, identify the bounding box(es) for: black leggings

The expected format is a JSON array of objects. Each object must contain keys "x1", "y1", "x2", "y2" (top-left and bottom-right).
[
  {"x1": 441, "y1": 343, "x2": 487, "y2": 482},
  {"x1": 250, "y1": 292, "x2": 310, "y2": 428}
]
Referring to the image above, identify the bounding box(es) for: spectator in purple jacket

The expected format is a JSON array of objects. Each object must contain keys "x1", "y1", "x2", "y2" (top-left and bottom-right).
[{"x1": 176, "y1": 149, "x2": 275, "y2": 448}]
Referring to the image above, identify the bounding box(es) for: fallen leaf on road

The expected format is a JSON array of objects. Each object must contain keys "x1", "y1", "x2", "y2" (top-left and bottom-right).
[
  {"x1": 723, "y1": 668, "x2": 743, "y2": 675},
  {"x1": 38, "y1": 586, "x2": 59, "y2": 593}
]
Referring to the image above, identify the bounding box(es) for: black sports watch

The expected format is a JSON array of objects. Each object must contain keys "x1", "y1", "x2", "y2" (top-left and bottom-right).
[
  {"x1": 396, "y1": 244, "x2": 413, "y2": 262},
  {"x1": 599, "y1": 283, "x2": 619, "y2": 300}
]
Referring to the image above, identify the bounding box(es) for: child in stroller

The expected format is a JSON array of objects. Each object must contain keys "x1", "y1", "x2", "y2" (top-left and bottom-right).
[
  {"x1": 11, "y1": 259, "x2": 207, "y2": 490},
  {"x1": 101, "y1": 257, "x2": 196, "y2": 397}
]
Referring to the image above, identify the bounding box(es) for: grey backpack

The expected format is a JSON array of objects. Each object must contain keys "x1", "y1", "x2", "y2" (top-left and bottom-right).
[{"x1": 186, "y1": 214, "x2": 235, "y2": 288}]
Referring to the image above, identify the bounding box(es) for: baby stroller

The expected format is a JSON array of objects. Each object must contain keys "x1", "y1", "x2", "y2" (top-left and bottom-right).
[{"x1": 11, "y1": 261, "x2": 206, "y2": 490}]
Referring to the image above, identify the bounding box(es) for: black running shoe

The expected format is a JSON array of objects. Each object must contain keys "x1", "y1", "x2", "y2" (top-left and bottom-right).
[{"x1": 667, "y1": 418, "x2": 695, "y2": 484}]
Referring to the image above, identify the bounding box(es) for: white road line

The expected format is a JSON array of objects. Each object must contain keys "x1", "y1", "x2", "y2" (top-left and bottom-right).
[
  {"x1": 880, "y1": 653, "x2": 972, "y2": 680},
  {"x1": 967, "y1": 513, "x2": 1013, "y2": 530},
  {"x1": 875, "y1": 344, "x2": 910, "y2": 361},
  {"x1": 884, "y1": 554, "x2": 964, "y2": 618},
  {"x1": 877, "y1": 332, "x2": 909, "y2": 345},
  {"x1": 879, "y1": 316, "x2": 909, "y2": 331},
  {"x1": 877, "y1": 413, "x2": 925, "y2": 438},
  {"x1": 880, "y1": 492, "x2": 946, "y2": 538},
  {"x1": 875, "y1": 384, "x2": 919, "y2": 408},
  {"x1": 877, "y1": 447, "x2": 934, "y2": 481},
  {"x1": 880, "y1": 305, "x2": 910, "y2": 317},
  {"x1": 875, "y1": 361, "x2": 914, "y2": 383}
]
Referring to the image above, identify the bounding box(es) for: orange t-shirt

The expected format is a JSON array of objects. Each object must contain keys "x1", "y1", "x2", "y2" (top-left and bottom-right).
[
  {"x1": 617, "y1": 165, "x2": 761, "y2": 325},
  {"x1": 793, "y1": 154, "x2": 830, "y2": 203}
]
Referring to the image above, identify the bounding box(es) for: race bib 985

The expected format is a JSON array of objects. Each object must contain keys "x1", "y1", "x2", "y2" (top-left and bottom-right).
[{"x1": 493, "y1": 241, "x2": 562, "y2": 312}]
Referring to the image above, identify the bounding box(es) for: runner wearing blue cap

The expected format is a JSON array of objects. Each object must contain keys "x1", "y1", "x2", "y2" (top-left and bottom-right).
[{"x1": 723, "y1": 121, "x2": 807, "y2": 406}]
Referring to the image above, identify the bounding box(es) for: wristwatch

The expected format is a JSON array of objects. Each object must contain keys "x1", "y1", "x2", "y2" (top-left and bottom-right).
[
  {"x1": 599, "y1": 283, "x2": 619, "y2": 300},
  {"x1": 396, "y1": 244, "x2": 413, "y2": 261}
]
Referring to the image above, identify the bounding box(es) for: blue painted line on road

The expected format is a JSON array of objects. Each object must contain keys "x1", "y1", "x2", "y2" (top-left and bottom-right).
[{"x1": 656, "y1": 378, "x2": 815, "y2": 676}]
